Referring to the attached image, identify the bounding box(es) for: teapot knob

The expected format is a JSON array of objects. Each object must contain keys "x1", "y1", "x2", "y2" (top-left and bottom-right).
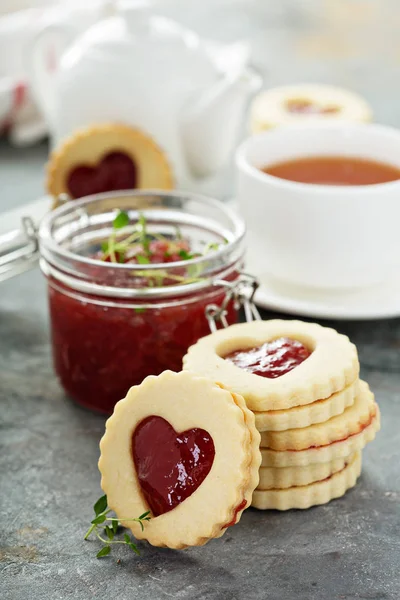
[{"x1": 118, "y1": 0, "x2": 153, "y2": 32}]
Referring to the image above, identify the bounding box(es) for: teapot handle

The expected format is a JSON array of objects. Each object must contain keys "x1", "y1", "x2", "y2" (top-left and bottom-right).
[{"x1": 25, "y1": 22, "x2": 74, "y2": 129}]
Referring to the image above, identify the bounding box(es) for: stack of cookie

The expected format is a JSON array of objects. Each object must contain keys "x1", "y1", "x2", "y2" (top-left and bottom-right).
[
  {"x1": 252, "y1": 378, "x2": 379, "y2": 510},
  {"x1": 183, "y1": 319, "x2": 380, "y2": 510}
]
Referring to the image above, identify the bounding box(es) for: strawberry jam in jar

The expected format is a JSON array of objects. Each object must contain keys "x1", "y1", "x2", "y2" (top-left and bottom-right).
[{"x1": 39, "y1": 191, "x2": 245, "y2": 413}]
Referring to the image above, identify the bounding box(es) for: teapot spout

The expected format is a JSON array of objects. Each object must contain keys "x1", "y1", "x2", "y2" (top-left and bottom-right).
[{"x1": 181, "y1": 68, "x2": 262, "y2": 178}]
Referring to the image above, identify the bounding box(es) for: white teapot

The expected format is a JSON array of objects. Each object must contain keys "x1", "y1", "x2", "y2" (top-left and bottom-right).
[{"x1": 28, "y1": 0, "x2": 262, "y2": 189}]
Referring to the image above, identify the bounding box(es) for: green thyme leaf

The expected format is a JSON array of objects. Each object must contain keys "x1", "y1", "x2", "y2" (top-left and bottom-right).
[
  {"x1": 138, "y1": 511, "x2": 151, "y2": 520},
  {"x1": 91, "y1": 514, "x2": 107, "y2": 525},
  {"x1": 137, "y1": 254, "x2": 150, "y2": 265},
  {"x1": 96, "y1": 546, "x2": 111, "y2": 558},
  {"x1": 134, "y1": 308, "x2": 146, "y2": 314},
  {"x1": 101, "y1": 241, "x2": 109, "y2": 254},
  {"x1": 113, "y1": 210, "x2": 130, "y2": 229},
  {"x1": 105, "y1": 526, "x2": 114, "y2": 540},
  {"x1": 129, "y1": 543, "x2": 140, "y2": 556},
  {"x1": 178, "y1": 249, "x2": 194, "y2": 261},
  {"x1": 203, "y1": 242, "x2": 220, "y2": 254},
  {"x1": 94, "y1": 495, "x2": 108, "y2": 516},
  {"x1": 112, "y1": 520, "x2": 119, "y2": 534}
]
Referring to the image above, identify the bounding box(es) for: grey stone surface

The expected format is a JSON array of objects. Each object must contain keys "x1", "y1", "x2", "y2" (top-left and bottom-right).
[
  {"x1": 1, "y1": 1, "x2": 400, "y2": 599},
  {"x1": 0, "y1": 268, "x2": 399, "y2": 600}
]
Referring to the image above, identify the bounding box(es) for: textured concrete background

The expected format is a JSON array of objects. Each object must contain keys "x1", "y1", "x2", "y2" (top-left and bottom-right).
[{"x1": 1, "y1": 1, "x2": 400, "y2": 599}]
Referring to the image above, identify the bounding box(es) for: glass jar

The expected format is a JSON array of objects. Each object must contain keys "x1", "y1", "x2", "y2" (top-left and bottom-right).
[{"x1": 37, "y1": 190, "x2": 247, "y2": 413}]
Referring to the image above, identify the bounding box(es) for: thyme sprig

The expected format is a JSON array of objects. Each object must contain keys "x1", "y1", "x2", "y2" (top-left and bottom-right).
[
  {"x1": 99, "y1": 210, "x2": 227, "y2": 287},
  {"x1": 84, "y1": 494, "x2": 151, "y2": 559},
  {"x1": 101, "y1": 210, "x2": 188, "y2": 264}
]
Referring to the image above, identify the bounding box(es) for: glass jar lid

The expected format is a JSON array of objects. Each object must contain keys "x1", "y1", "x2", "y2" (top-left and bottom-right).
[{"x1": 38, "y1": 190, "x2": 246, "y2": 299}]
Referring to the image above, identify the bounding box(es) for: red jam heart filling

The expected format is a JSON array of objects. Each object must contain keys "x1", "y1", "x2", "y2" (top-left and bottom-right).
[
  {"x1": 132, "y1": 416, "x2": 215, "y2": 517},
  {"x1": 67, "y1": 151, "x2": 137, "y2": 199},
  {"x1": 224, "y1": 337, "x2": 311, "y2": 379},
  {"x1": 286, "y1": 99, "x2": 339, "y2": 115}
]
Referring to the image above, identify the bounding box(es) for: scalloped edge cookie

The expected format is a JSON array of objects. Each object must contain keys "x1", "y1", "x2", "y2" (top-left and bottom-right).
[
  {"x1": 258, "y1": 455, "x2": 350, "y2": 490},
  {"x1": 260, "y1": 380, "x2": 374, "y2": 450},
  {"x1": 183, "y1": 320, "x2": 359, "y2": 411},
  {"x1": 254, "y1": 380, "x2": 357, "y2": 432},
  {"x1": 261, "y1": 405, "x2": 380, "y2": 467},
  {"x1": 99, "y1": 371, "x2": 261, "y2": 549},
  {"x1": 252, "y1": 452, "x2": 362, "y2": 510},
  {"x1": 47, "y1": 122, "x2": 174, "y2": 206},
  {"x1": 250, "y1": 84, "x2": 372, "y2": 133}
]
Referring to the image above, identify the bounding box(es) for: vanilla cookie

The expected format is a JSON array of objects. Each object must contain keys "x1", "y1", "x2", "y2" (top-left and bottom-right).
[
  {"x1": 99, "y1": 371, "x2": 261, "y2": 549},
  {"x1": 254, "y1": 380, "x2": 357, "y2": 432},
  {"x1": 258, "y1": 455, "x2": 351, "y2": 490},
  {"x1": 250, "y1": 84, "x2": 372, "y2": 133},
  {"x1": 183, "y1": 320, "x2": 359, "y2": 412},
  {"x1": 47, "y1": 123, "x2": 174, "y2": 205},
  {"x1": 252, "y1": 452, "x2": 362, "y2": 510},
  {"x1": 261, "y1": 405, "x2": 380, "y2": 467},
  {"x1": 260, "y1": 380, "x2": 374, "y2": 451}
]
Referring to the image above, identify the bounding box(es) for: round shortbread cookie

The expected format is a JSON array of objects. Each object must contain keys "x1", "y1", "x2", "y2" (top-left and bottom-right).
[
  {"x1": 183, "y1": 320, "x2": 359, "y2": 412},
  {"x1": 258, "y1": 455, "x2": 351, "y2": 490},
  {"x1": 252, "y1": 452, "x2": 362, "y2": 510},
  {"x1": 254, "y1": 380, "x2": 357, "y2": 432},
  {"x1": 250, "y1": 84, "x2": 372, "y2": 133},
  {"x1": 99, "y1": 371, "x2": 261, "y2": 549},
  {"x1": 261, "y1": 405, "x2": 380, "y2": 467},
  {"x1": 260, "y1": 380, "x2": 373, "y2": 451},
  {"x1": 47, "y1": 122, "x2": 174, "y2": 206}
]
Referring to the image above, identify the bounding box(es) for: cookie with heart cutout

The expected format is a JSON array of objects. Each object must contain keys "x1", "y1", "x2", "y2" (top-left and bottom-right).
[
  {"x1": 260, "y1": 404, "x2": 380, "y2": 468},
  {"x1": 98, "y1": 370, "x2": 261, "y2": 549},
  {"x1": 250, "y1": 84, "x2": 372, "y2": 133},
  {"x1": 252, "y1": 451, "x2": 362, "y2": 511},
  {"x1": 183, "y1": 320, "x2": 359, "y2": 412},
  {"x1": 259, "y1": 380, "x2": 375, "y2": 451},
  {"x1": 258, "y1": 455, "x2": 350, "y2": 490},
  {"x1": 46, "y1": 123, "x2": 174, "y2": 206},
  {"x1": 253, "y1": 380, "x2": 358, "y2": 432}
]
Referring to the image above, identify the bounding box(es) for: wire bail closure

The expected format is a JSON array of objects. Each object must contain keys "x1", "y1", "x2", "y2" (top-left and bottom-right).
[
  {"x1": 206, "y1": 273, "x2": 261, "y2": 333},
  {"x1": 0, "y1": 217, "x2": 40, "y2": 283}
]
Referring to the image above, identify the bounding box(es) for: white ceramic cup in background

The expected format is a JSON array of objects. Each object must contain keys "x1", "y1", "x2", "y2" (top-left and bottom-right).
[{"x1": 236, "y1": 123, "x2": 400, "y2": 290}]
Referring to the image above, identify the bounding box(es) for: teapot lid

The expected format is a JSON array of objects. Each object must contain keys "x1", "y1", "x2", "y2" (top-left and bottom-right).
[
  {"x1": 59, "y1": 0, "x2": 220, "y2": 86},
  {"x1": 117, "y1": 0, "x2": 153, "y2": 32}
]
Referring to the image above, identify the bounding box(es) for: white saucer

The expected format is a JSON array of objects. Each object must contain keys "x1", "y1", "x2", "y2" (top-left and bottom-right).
[
  {"x1": 226, "y1": 199, "x2": 400, "y2": 320},
  {"x1": 251, "y1": 270, "x2": 400, "y2": 321}
]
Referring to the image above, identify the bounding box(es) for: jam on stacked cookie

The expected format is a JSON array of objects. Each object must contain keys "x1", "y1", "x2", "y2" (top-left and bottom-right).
[{"x1": 183, "y1": 319, "x2": 380, "y2": 510}]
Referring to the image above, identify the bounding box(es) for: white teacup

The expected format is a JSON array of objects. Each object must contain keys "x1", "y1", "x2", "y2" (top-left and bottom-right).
[{"x1": 236, "y1": 123, "x2": 400, "y2": 290}]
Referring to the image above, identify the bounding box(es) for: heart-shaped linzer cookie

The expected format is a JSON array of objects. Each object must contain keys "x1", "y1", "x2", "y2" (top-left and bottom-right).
[
  {"x1": 67, "y1": 151, "x2": 138, "y2": 199},
  {"x1": 132, "y1": 416, "x2": 215, "y2": 517}
]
